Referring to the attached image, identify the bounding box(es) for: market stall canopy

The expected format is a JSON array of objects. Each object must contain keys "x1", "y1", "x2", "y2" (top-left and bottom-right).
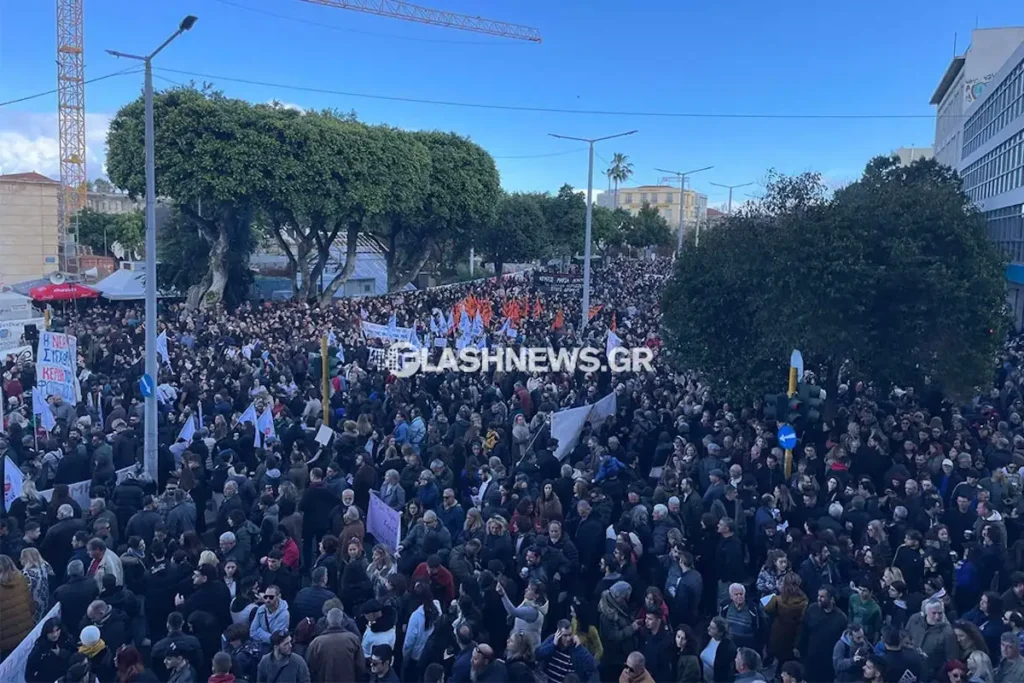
[
  {"x1": 93, "y1": 264, "x2": 179, "y2": 300},
  {"x1": 0, "y1": 288, "x2": 34, "y2": 321},
  {"x1": 29, "y1": 282, "x2": 100, "y2": 301}
]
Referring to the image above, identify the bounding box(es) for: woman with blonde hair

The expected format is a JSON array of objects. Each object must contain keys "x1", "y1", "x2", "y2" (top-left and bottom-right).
[
  {"x1": 458, "y1": 507, "x2": 485, "y2": 545},
  {"x1": 0, "y1": 554, "x2": 35, "y2": 658},
  {"x1": 967, "y1": 649, "x2": 995, "y2": 683},
  {"x1": 198, "y1": 550, "x2": 220, "y2": 569},
  {"x1": 367, "y1": 544, "x2": 397, "y2": 596},
  {"x1": 20, "y1": 547, "x2": 54, "y2": 623}
]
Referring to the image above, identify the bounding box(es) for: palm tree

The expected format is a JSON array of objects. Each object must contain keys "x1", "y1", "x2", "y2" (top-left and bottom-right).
[{"x1": 608, "y1": 152, "x2": 634, "y2": 209}]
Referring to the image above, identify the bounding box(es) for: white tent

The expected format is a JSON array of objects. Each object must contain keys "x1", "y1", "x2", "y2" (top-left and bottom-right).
[
  {"x1": 0, "y1": 289, "x2": 34, "y2": 322},
  {"x1": 94, "y1": 267, "x2": 146, "y2": 300}
]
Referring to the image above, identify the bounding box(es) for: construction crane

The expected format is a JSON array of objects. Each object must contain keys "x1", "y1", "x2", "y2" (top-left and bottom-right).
[
  {"x1": 299, "y1": 0, "x2": 541, "y2": 42},
  {"x1": 56, "y1": 0, "x2": 86, "y2": 275}
]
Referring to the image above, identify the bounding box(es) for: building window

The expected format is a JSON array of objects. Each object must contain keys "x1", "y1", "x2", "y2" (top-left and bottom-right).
[
  {"x1": 962, "y1": 130, "x2": 1024, "y2": 202},
  {"x1": 663, "y1": 208, "x2": 672, "y2": 223},
  {"x1": 640, "y1": 193, "x2": 648, "y2": 203},
  {"x1": 985, "y1": 204, "x2": 1024, "y2": 264},
  {"x1": 624, "y1": 193, "x2": 633, "y2": 204}
]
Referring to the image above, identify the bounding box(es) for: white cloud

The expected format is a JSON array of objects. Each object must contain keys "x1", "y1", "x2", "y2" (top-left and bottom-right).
[
  {"x1": 267, "y1": 100, "x2": 308, "y2": 113},
  {"x1": 0, "y1": 111, "x2": 112, "y2": 180}
]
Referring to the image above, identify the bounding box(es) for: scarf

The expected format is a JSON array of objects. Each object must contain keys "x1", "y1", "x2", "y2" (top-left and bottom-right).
[{"x1": 79, "y1": 638, "x2": 106, "y2": 658}]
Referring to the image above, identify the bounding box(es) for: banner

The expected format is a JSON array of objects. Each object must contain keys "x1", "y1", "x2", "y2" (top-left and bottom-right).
[
  {"x1": 550, "y1": 392, "x2": 618, "y2": 460},
  {"x1": 536, "y1": 272, "x2": 584, "y2": 293},
  {"x1": 35, "y1": 331, "x2": 78, "y2": 403},
  {"x1": 39, "y1": 465, "x2": 137, "y2": 509},
  {"x1": 361, "y1": 321, "x2": 416, "y2": 345},
  {"x1": 0, "y1": 602, "x2": 61, "y2": 683},
  {"x1": 0, "y1": 345, "x2": 32, "y2": 364},
  {"x1": 367, "y1": 491, "x2": 402, "y2": 554},
  {"x1": 0, "y1": 318, "x2": 45, "y2": 352}
]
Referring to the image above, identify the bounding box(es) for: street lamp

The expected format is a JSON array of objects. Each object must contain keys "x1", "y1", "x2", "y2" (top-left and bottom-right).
[
  {"x1": 655, "y1": 165, "x2": 712, "y2": 254},
  {"x1": 107, "y1": 15, "x2": 197, "y2": 481},
  {"x1": 709, "y1": 181, "x2": 755, "y2": 215},
  {"x1": 548, "y1": 130, "x2": 637, "y2": 331}
]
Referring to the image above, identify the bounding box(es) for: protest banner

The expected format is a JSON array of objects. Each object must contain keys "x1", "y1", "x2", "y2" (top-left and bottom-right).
[
  {"x1": 367, "y1": 491, "x2": 401, "y2": 554},
  {"x1": 0, "y1": 601, "x2": 61, "y2": 683},
  {"x1": 361, "y1": 321, "x2": 417, "y2": 345},
  {"x1": 35, "y1": 331, "x2": 78, "y2": 403},
  {"x1": 38, "y1": 465, "x2": 137, "y2": 509},
  {"x1": 535, "y1": 272, "x2": 584, "y2": 293},
  {"x1": 0, "y1": 318, "x2": 45, "y2": 351},
  {"x1": 0, "y1": 345, "x2": 33, "y2": 364}
]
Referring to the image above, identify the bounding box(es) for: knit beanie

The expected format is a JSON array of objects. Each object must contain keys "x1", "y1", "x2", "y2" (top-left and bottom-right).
[
  {"x1": 609, "y1": 581, "x2": 631, "y2": 601},
  {"x1": 80, "y1": 625, "x2": 101, "y2": 646}
]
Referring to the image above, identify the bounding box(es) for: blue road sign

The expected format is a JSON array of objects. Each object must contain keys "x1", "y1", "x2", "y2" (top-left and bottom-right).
[
  {"x1": 139, "y1": 374, "x2": 155, "y2": 398},
  {"x1": 778, "y1": 423, "x2": 797, "y2": 450}
]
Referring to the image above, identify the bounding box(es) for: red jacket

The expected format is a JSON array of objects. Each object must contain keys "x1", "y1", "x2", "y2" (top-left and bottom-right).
[
  {"x1": 412, "y1": 563, "x2": 455, "y2": 605},
  {"x1": 281, "y1": 538, "x2": 300, "y2": 570}
]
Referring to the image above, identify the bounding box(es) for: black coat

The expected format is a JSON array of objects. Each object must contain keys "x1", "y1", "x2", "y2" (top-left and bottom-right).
[
  {"x1": 53, "y1": 575, "x2": 99, "y2": 637},
  {"x1": 183, "y1": 580, "x2": 232, "y2": 631},
  {"x1": 125, "y1": 509, "x2": 163, "y2": 544},
  {"x1": 299, "y1": 484, "x2": 338, "y2": 535},
  {"x1": 716, "y1": 536, "x2": 745, "y2": 584},
  {"x1": 26, "y1": 633, "x2": 75, "y2": 683},
  {"x1": 40, "y1": 518, "x2": 85, "y2": 579},
  {"x1": 574, "y1": 516, "x2": 606, "y2": 572},
  {"x1": 798, "y1": 605, "x2": 849, "y2": 683},
  {"x1": 80, "y1": 606, "x2": 132, "y2": 652},
  {"x1": 292, "y1": 585, "x2": 338, "y2": 627}
]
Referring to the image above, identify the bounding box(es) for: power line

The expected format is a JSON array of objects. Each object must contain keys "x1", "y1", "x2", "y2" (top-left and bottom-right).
[
  {"x1": 0, "y1": 67, "x2": 142, "y2": 108},
  {"x1": 210, "y1": 0, "x2": 527, "y2": 46},
  {"x1": 153, "y1": 67, "x2": 942, "y2": 120}
]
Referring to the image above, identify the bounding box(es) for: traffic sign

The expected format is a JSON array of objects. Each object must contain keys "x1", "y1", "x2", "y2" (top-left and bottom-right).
[
  {"x1": 138, "y1": 374, "x2": 155, "y2": 398},
  {"x1": 777, "y1": 423, "x2": 797, "y2": 450}
]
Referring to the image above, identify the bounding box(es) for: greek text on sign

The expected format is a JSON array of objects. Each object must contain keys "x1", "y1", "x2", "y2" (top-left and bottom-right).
[
  {"x1": 536, "y1": 272, "x2": 584, "y2": 293},
  {"x1": 36, "y1": 331, "x2": 78, "y2": 403}
]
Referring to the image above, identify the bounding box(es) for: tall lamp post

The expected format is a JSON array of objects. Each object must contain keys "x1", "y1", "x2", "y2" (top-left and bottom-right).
[
  {"x1": 655, "y1": 165, "x2": 712, "y2": 254},
  {"x1": 548, "y1": 130, "x2": 637, "y2": 331},
  {"x1": 709, "y1": 181, "x2": 754, "y2": 215},
  {"x1": 107, "y1": 15, "x2": 198, "y2": 481}
]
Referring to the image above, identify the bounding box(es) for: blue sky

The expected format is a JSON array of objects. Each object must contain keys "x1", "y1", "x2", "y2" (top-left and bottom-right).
[{"x1": 1, "y1": 0, "x2": 1021, "y2": 208}]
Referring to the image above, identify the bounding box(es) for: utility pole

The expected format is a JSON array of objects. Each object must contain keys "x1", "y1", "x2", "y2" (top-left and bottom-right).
[
  {"x1": 709, "y1": 181, "x2": 754, "y2": 215},
  {"x1": 108, "y1": 15, "x2": 198, "y2": 481},
  {"x1": 655, "y1": 166, "x2": 712, "y2": 253},
  {"x1": 549, "y1": 130, "x2": 638, "y2": 331}
]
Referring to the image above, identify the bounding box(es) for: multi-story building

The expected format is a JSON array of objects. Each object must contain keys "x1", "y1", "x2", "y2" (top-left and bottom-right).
[
  {"x1": 0, "y1": 172, "x2": 60, "y2": 283},
  {"x1": 931, "y1": 28, "x2": 1024, "y2": 170},
  {"x1": 933, "y1": 30, "x2": 1024, "y2": 326},
  {"x1": 893, "y1": 147, "x2": 934, "y2": 166},
  {"x1": 599, "y1": 185, "x2": 708, "y2": 235},
  {"x1": 86, "y1": 190, "x2": 142, "y2": 215}
]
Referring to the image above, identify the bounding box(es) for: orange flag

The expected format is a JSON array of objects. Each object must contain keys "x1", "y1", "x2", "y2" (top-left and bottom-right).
[
  {"x1": 464, "y1": 294, "x2": 478, "y2": 317},
  {"x1": 588, "y1": 304, "x2": 603, "y2": 320},
  {"x1": 481, "y1": 299, "x2": 494, "y2": 327},
  {"x1": 552, "y1": 308, "x2": 564, "y2": 330},
  {"x1": 610, "y1": 311, "x2": 617, "y2": 332},
  {"x1": 533, "y1": 296, "x2": 544, "y2": 319},
  {"x1": 452, "y1": 304, "x2": 462, "y2": 332}
]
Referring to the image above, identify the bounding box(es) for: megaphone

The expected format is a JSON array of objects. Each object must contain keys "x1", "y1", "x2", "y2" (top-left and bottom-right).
[{"x1": 49, "y1": 272, "x2": 66, "y2": 285}]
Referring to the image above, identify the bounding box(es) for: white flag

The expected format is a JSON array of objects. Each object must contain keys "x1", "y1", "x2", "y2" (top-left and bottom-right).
[
  {"x1": 606, "y1": 329, "x2": 623, "y2": 358},
  {"x1": 472, "y1": 312, "x2": 484, "y2": 337},
  {"x1": 327, "y1": 330, "x2": 338, "y2": 346},
  {"x1": 237, "y1": 402, "x2": 258, "y2": 426},
  {"x1": 257, "y1": 407, "x2": 276, "y2": 442},
  {"x1": 198, "y1": 402, "x2": 204, "y2": 430},
  {"x1": 39, "y1": 404, "x2": 56, "y2": 433},
  {"x1": 31, "y1": 386, "x2": 46, "y2": 416},
  {"x1": 360, "y1": 307, "x2": 369, "y2": 320},
  {"x1": 156, "y1": 331, "x2": 171, "y2": 367},
  {"x1": 177, "y1": 415, "x2": 197, "y2": 444},
  {"x1": 388, "y1": 313, "x2": 397, "y2": 330},
  {"x1": 4, "y1": 455, "x2": 23, "y2": 511}
]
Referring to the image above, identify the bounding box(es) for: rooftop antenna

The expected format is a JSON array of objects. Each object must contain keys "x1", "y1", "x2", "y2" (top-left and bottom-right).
[{"x1": 953, "y1": 32, "x2": 957, "y2": 56}]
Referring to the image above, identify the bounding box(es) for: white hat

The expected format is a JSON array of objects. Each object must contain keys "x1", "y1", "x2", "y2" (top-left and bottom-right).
[{"x1": 80, "y1": 625, "x2": 101, "y2": 646}]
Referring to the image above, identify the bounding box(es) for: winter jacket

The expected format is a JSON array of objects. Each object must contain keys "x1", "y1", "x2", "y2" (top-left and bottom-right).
[
  {"x1": 305, "y1": 627, "x2": 366, "y2": 683},
  {"x1": 906, "y1": 612, "x2": 961, "y2": 683},
  {"x1": 53, "y1": 575, "x2": 99, "y2": 638},
  {"x1": 292, "y1": 586, "x2": 338, "y2": 628},
  {"x1": 26, "y1": 632, "x2": 75, "y2": 683},
  {"x1": 0, "y1": 570, "x2": 36, "y2": 652},
  {"x1": 256, "y1": 652, "x2": 310, "y2": 683},
  {"x1": 797, "y1": 605, "x2": 848, "y2": 683},
  {"x1": 536, "y1": 634, "x2": 599, "y2": 683},
  {"x1": 832, "y1": 631, "x2": 871, "y2": 683},
  {"x1": 598, "y1": 591, "x2": 637, "y2": 674},
  {"x1": 765, "y1": 592, "x2": 808, "y2": 661},
  {"x1": 250, "y1": 600, "x2": 291, "y2": 646}
]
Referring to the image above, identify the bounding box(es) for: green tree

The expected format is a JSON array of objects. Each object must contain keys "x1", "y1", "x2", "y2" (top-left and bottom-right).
[
  {"x1": 76, "y1": 208, "x2": 144, "y2": 257},
  {"x1": 107, "y1": 88, "x2": 288, "y2": 309},
  {"x1": 544, "y1": 184, "x2": 587, "y2": 258},
  {"x1": 662, "y1": 156, "x2": 1008, "y2": 403},
  {"x1": 625, "y1": 202, "x2": 672, "y2": 248},
  {"x1": 480, "y1": 192, "x2": 548, "y2": 275},
  {"x1": 376, "y1": 131, "x2": 499, "y2": 291}
]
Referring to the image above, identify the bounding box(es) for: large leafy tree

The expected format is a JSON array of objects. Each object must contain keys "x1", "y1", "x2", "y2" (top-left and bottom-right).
[
  {"x1": 662, "y1": 156, "x2": 1008, "y2": 402},
  {"x1": 76, "y1": 208, "x2": 144, "y2": 258},
  {"x1": 480, "y1": 192, "x2": 549, "y2": 275},
  {"x1": 625, "y1": 202, "x2": 672, "y2": 248},
  {"x1": 545, "y1": 184, "x2": 587, "y2": 258},
  {"x1": 107, "y1": 88, "x2": 286, "y2": 309},
  {"x1": 376, "y1": 131, "x2": 499, "y2": 291}
]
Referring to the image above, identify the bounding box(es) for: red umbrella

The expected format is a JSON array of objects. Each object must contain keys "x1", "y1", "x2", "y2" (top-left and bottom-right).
[{"x1": 29, "y1": 282, "x2": 100, "y2": 301}]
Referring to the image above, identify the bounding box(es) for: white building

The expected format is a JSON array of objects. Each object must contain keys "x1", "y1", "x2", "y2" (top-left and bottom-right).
[
  {"x1": 893, "y1": 147, "x2": 933, "y2": 166},
  {"x1": 932, "y1": 29, "x2": 1024, "y2": 326}
]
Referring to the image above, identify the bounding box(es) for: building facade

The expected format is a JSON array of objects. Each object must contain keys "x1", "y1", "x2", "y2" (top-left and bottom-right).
[
  {"x1": 599, "y1": 185, "x2": 708, "y2": 234},
  {"x1": 893, "y1": 147, "x2": 934, "y2": 166},
  {"x1": 86, "y1": 191, "x2": 142, "y2": 215},
  {"x1": 0, "y1": 172, "x2": 60, "y2": 284},
  {"x1": 934, "y1": 32, "x2": 1024, "y2": 326}
]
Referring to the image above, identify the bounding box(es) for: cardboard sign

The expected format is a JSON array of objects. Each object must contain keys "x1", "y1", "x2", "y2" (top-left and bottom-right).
[{"x1": 367, "y1": 491, "x2": 401, "y2": 554}]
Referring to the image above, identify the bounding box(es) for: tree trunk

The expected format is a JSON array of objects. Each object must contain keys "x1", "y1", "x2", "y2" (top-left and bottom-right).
[
  {"x1": 200, "y1": 228, "x2": 231, "y2": 309},
  {"x1": 388, "y1": 243, "x2": 431, "y2": 292},
  {"x1": 318, "y1": 224, "x2": 360, "y2": 306}
]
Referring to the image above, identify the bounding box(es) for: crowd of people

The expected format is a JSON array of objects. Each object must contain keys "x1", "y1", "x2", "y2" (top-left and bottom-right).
[{"x1": 3, "y1": 255, "x2": 1024, "y2": 683}]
